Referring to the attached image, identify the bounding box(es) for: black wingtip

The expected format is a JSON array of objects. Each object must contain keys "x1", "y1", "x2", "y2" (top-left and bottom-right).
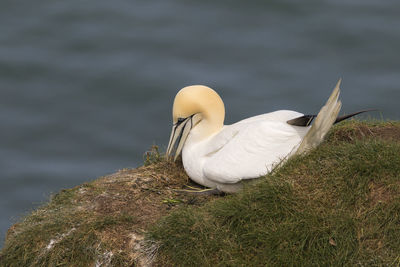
[
  {"x1": 287, "y1": 109, "x2": 377, "y2": 127},
  {"x1": 334, "y1": 109, "x2": 378, "y2": 124}
]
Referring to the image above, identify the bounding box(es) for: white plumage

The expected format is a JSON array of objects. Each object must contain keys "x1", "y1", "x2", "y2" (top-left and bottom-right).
[{"x1": 167, "y1": 81, "x2": 342, "y2": 192}]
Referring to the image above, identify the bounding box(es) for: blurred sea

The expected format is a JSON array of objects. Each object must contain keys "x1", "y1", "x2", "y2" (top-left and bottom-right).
[{"x1": 1, "y1": 0, "x2": 399, "y2": 246}]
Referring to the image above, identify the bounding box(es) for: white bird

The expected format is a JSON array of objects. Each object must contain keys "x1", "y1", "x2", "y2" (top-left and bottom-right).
[{"x1": 166, "y1": 80, "x2": 365, "y2": 193}]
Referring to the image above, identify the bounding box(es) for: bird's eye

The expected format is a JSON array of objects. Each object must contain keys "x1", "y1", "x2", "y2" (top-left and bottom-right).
[{"x1": 177, "y1": 117, "x2": 185, "y2": 124}]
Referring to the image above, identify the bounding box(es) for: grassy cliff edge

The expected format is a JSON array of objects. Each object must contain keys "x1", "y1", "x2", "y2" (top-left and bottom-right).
[{"x1": 1, "y1": 121, "x2": 400, "y2": 266}]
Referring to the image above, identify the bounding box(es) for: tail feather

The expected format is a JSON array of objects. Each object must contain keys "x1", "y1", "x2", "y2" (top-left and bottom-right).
[{"x1": 295, "y1": 79, "x2": 342, "y2": 155}]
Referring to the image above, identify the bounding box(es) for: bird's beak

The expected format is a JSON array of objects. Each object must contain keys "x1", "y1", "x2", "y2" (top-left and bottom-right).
[{"x1": 166, "y1": 116, "x2": 193, "y2": 161}]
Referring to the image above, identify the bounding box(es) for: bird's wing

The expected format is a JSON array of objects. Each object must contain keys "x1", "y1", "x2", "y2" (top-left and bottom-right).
[{"x1": 202, "y1": 111, "x2": 307, "y2": 184}]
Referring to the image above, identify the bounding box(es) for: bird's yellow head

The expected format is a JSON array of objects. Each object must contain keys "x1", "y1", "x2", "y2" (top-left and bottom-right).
[
  {"x1": 167, "y1": 85, "x2": 225, "y2": 160},
  {"x1": 172, "y1": 85, "x2": 225, "y2": 124}
]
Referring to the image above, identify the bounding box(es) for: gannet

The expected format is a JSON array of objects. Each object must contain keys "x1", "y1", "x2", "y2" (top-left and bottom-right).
[{"x1": 166, "y1": 80, "x2": 365, "y2": 193}]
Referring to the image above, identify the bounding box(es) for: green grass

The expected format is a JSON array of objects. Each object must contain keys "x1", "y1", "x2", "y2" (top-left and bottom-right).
[
  {"x1": 149, "y1": 121, "x2": 400, "y2": 266},
  {"x1": 1, "y1": 120, "x2": 400, "y2": 266}
]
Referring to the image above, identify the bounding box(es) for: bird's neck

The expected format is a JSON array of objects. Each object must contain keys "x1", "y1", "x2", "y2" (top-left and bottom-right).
[
  {"x1": 200, "y1": 103, "x2": 224, "y2": 137},
  {"x1": 188, "y1": 113, "x2": 224, "y2": 144}
]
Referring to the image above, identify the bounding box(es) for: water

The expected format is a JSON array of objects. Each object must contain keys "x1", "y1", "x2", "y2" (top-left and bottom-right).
[{"x1": 1, "y1": 0, "x2": 399, "y2": 246}]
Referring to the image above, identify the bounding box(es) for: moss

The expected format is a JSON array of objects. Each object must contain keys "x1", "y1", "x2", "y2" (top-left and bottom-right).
[{"x1": 1, "y1": 120, "x2": 400, "y2": 266}]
